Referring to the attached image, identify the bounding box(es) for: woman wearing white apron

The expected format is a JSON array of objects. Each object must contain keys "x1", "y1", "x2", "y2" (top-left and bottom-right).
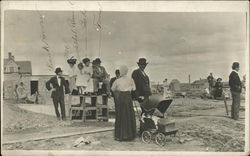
[
  {"x1": 66, "y1": 58, "x2": 77, "y2": 116},
  {"x1": 75, "y1": 63, "x2": 86, "y2": 94},
  {"x1": 82, "y1": 58, "x2": 94, "y2": 94},
  {"x1": 67, "y1": 58, "x2": 77, "y2": 94}
]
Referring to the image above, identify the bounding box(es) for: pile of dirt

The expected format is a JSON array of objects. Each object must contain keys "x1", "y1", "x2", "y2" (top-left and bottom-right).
[
  {"x1": 177, "y1": 116, "x2": 244, "y2": 152},
  {"x1": 3, "y1": 101, "x2": 73, "y2": 133}
]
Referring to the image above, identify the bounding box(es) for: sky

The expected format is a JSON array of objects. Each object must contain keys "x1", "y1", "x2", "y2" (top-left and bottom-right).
[{"x1": 4, "y1": 11, "x2": 247, "y2": 83}]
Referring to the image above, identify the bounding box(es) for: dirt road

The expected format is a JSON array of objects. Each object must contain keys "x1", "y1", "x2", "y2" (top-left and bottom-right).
[{"x1": 2, "y1": 98, "x2": 245, "y2": 152}]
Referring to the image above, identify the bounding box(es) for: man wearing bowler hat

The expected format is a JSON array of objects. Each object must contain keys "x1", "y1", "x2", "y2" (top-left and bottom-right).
[
  {"x1": 46, "y1": 67, "x2": 70, "y2": 120},
  {"x1": 229, "y1": 62, "x2": 242, "y2": 120},
  {"x1": 132, "y1": 58, "x2": 152, "y2": 108}
]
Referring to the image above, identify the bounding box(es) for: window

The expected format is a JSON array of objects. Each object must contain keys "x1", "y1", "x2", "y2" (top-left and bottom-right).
[
  {"x1": 4, "y1": 67, "x2": 6, "y2": 72},
  {"x1": 9, "y1": 67, "x2": 14, "y2": 72}
]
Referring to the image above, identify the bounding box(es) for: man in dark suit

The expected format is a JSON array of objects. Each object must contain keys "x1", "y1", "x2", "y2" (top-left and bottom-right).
[
  {"x1": 46, "y1": 67, "x2": 70, "y2": 120},
  {"x1": 132, "y1": 58, "x2": 152, "y2": 105},
  {"x1": 229, "y1": 62, "x2": 242, "y2": 120},
  {"x1": 110, "y1": 69, "x2": 120, "y2": 97}
]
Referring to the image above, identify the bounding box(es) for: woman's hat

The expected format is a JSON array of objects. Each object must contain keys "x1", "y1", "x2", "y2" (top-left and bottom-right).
[
  {"x1": 137, "y1": 58, "x2": 148, "y2": 65},
  {"x1": 119, "y1": 65, "x2": 128, "y2": 77},
  {"x1": 67, "y1": 57, "x2": 77, "y2": 64},
  {"x1": 82, "y1": 58, "x2": 90, "y2": 64},
  {"x1": 217, "y1": 78, "x2": 222, "y2": 81},
  {"x1": 78, "y1": 63, "x2": 84, "y2": 67},
  {"x1": 55, "y1": 67, "x2": 63, "y2": 74}
]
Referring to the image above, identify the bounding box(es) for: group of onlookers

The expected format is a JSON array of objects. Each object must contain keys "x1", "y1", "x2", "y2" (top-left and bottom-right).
[
  {"x1": 207, "y1": 62, "x2": 243, "y2": 120},
  {"x1": 207, "y1": 73, "x2": 224, "y2": 99},
  {"x1": 45, "y1": 59, "x2": 243, "y2": 143},
  {"x1": 14, "y1": 82, "x2": 39, "y2": 104},
  {"x1": 67, "y1": 57, "x2": 110, "y2": 96},
  {"x1": 45, "y1": 57, "x2": 152, "y2": 142}
]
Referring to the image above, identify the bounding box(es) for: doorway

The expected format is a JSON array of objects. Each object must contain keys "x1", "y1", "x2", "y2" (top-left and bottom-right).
[{"x1": 30, "y1": 81, "x2": 38, "y2": 95}]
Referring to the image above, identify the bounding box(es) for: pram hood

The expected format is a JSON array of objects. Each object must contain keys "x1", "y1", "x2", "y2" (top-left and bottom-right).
[{"x1": 140, "y1": 94, "x2": 173, "y2": 114}]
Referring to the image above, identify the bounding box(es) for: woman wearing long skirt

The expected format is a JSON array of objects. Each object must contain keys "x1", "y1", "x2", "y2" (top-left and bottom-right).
[
  {"x1": 82, "y1": 58, "x2": 94, "y2": 93},
  {"x1": 111, "y1": 65, "x2": 137, "y2": 141},
  {"x1": 67, "y1": 58, "x2": 77, "y2": 94}
]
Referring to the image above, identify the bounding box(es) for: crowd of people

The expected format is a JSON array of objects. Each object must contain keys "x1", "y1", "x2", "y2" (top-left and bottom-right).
[
  {"x1": 46, "y1": 57, "x2": 152, "y2": 141},
  {"x1": 45, "y1": 58, "x2": 244, "y2": 142},
  {"x1": 206, "y1": 62, "x2": 243, "y2": 120}
]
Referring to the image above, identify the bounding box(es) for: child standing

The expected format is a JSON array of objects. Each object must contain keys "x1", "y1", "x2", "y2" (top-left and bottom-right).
[{"x1": 76, "y1": 63, "x2": 86, "y2": 94}]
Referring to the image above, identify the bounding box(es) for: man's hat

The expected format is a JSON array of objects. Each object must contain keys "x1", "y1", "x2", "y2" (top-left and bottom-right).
[
  {"x1": 67, "y1": 57, "x2": 77, "y2": 64},
  {"x1": 55, "y1": 67, "x2": 63, "y2": 74},
  {"x1": 137, "y1": 58, "x2": 148, "y2": 65},
  {"x1": 94, "y1": 58, "x2": 102, "y2": 64},
  {"x1": 232, "y1": 62, "x2": 239, "y2": 69}
]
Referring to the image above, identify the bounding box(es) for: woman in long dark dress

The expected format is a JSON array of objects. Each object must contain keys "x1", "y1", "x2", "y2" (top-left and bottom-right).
[{"x1": 111, "y1": 65, "x2": 137, "y2": 141}]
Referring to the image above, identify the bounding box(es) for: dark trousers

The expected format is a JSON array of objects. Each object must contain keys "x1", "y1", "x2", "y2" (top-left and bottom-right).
[
  {"x1": 53, "y1": 97, "x2": 66, "y2": 120},
  {"x1": 140, "y1": 96, "x2": 150, "y2": 115},
  {"x1": 231, "y1": 91, "x2": 241, "y2": 120}
]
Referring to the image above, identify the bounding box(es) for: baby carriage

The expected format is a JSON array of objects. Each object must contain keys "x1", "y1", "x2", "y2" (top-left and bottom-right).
[{"x1": 135, "y1": 95, "x2": 178, "y2": 146}]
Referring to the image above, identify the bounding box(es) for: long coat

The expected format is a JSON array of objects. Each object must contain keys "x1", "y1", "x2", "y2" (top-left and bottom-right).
[
  {"x1": 229, "y1": 71, "x2": 242, "y2": 93},
  {"x1": 46, "y1": 76, "x2": 70, "y2": 100},
  {"x1": 132, "y1": 69, "x2": 152, "y2": 98},
  {"x1": 92, "y1": 65, "x2": 109, "y2": 81}
]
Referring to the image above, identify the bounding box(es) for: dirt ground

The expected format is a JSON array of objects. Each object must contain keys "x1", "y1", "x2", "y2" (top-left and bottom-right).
[{"x1": 2, "y1": 97, "x2": 246, "y2": 152}]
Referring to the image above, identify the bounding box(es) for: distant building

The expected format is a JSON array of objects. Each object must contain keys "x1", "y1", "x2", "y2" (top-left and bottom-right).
[
  {"x1": 189, "y1": 79, "x2": 209, "y2": 95},
  {"x1": 151, "y1": 82, "x2": 164, "y2": 94},
  {"x1": 3, "y1": 52, "x2": 68, "y2": 104},
  {"x1": 4, "y1": 52, "x2": 32, "y2": 75},
  {"x1": 179, "y1": 83, "x2": 191, "y2": 92},
  {"x1": 169, "y1": 79, "x2": 180, "y2": 92}
]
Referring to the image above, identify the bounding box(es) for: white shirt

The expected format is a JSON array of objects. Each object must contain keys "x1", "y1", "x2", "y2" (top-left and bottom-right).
[
  {"x1": 233, "y1": 69, "x2": 239, "y2": 74},
  {"x1": 140, "y1": 69, "x2": 147, "y2": 77},
  {"x1": 111, "y1": 76, "x2": 136, "y2": 92},
  {"x1": 83, "y1": 65, "x2": 93, "y2": 79},
  {"x1": 68, "y1": 65, "x2": 77, "y2": 78},
  {"x1": 57, "y1": 76, "x2": 61, "y2": 86}
]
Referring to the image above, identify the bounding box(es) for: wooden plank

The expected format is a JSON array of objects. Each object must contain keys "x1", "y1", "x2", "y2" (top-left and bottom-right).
[{"x1": 3, "y1": 128, "x2": 114, "y2": 144}]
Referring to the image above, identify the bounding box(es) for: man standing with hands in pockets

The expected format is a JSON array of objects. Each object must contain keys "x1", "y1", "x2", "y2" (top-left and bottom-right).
[
  {"x1": 46, "y1": 67, "x2": 70, "y2": 121},
  {"x1": 229, "y1": 62, "x2": 242, "y2": 120},
  {"x1": 132, "y1": 58, "x2": 152, "y2": 114}
]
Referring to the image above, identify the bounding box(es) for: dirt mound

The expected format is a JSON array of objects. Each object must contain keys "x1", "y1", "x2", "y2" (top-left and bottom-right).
[
  {"x1": 3, "y1": 101, "x2": 73, "y2": 133},
  {"x1": 177, "y1": 116, "x2": 244, "y2": 152}
]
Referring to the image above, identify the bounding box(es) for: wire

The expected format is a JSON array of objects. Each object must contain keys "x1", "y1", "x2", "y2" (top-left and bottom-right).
[{"x1": 97, "y1": 10, "x2": 102, "y2": 58}]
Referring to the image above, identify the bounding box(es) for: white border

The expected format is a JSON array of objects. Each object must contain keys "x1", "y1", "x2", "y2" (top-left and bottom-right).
[
  {"x1": 1, "y1": 1, "x2": 249, "y2": 156},
  {"x1": 1, "y1": 1, "x2": 249, "y2": 12}
]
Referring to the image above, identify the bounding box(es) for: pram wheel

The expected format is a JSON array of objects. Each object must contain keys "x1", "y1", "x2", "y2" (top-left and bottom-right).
[
  {"x1": 141, "y1": 131, "x2": 151, "y2": 143},
  {"x1": 155, "y1": 133, "x2": 166, "y2": 146}
]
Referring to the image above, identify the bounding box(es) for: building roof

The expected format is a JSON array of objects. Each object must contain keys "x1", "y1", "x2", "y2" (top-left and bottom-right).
[
  {"x1": 16, "y1": 61, "x2": 32, "y2": 74},
  {"x1": 180, "y1": 83, "x2": 191, "y2": 86},
  {"x1": 171, "y1": 79, "x2": 180, "y2": 83},
  {"x1": 192, "y1": 79, "x2": 208, "y2": 84},
  {"x1": 4, "y1": 59, "x2": 9, "y2": 65},
  {"x1": 4, "y1": 58, "x2": 32, "y2": 74}
]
